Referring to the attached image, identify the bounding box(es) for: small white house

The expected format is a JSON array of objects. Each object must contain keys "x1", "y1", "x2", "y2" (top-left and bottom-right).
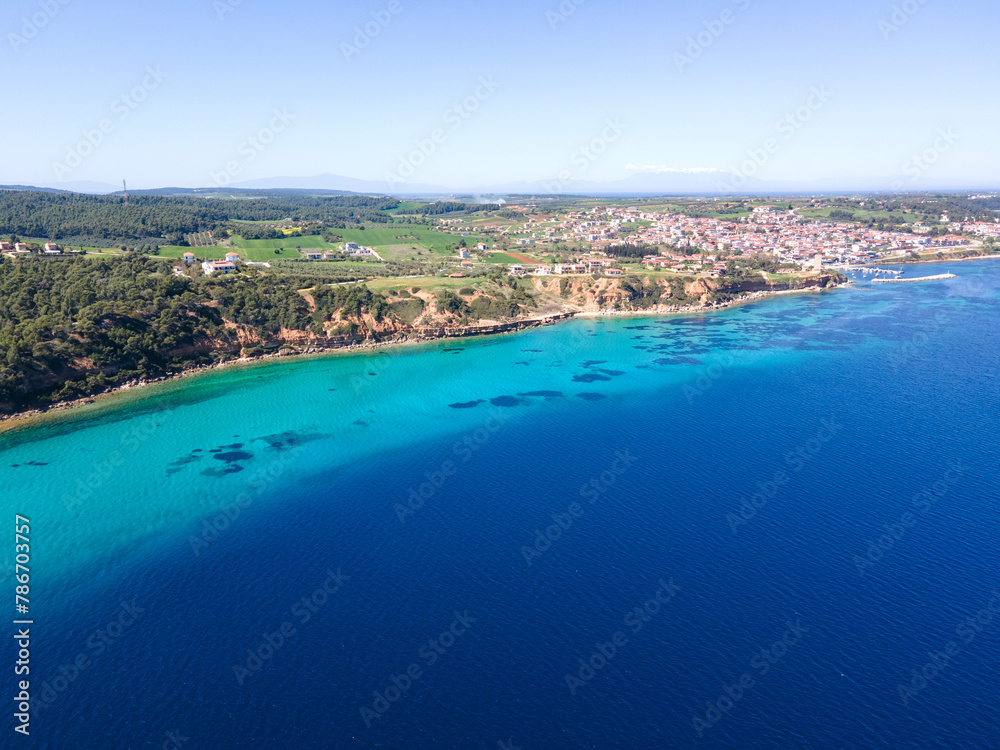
[{"x1": 202, "y1": 260, "x2": 236, "y2": 275}]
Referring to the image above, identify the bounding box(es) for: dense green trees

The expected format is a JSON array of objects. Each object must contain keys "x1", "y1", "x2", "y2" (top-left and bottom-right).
[
  {"x1": 0, "y1": 254, "x2": 395, "y2": 410},
  {"x1": 436, "y1": 291, "x2": 468, "y2": 315},
  {"x1": 722, "y1": 253, "x2": 790, "y2": 277},
  {"x1": 0, "y1": 252, "x2": 542, "y2": 411},
  {"x1": 604, "y1": 243, "x2": 660, "y2": 259},
  {"x1": 415, "y1": 202, "x2": 501, "y2": 216},
  {"x1": 616, "y1": 276, "x2": 695, "y2": 308},
  {"x1": 0, "y1": 191, "x2": 400, "y2": 242},
  {"x1": 828, "y1": 209, "x2": 856, "y2": 221},
  {"x1": 311, "y1": 284, "x2": 391, "y2": 324},
  {"x1": 0, "y1": 251, "x2": 538, "y2": 411}
]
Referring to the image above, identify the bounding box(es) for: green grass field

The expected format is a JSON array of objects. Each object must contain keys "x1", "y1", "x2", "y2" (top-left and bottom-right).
[
  {"x1": 365, "y1": 276, "x2": 477, "y2": 293},
  {"x1": 157, "y1": 242, "x2": 303, "y2": 261},
  {"x1": 157, "y1": 245, "x2": 232, "y2": 260},
  {"x1": 487, "y1": 253, "x2": 523, "y2": 264},
  {"x1": 79, "y1": 247, "x2": 126, "y2": 256},
  {"x1": 339, "y1": 225, "x2": 495, "y2": 257},
  {"x1": 798, "y1": 208, "x2": 921, "y2": 223},
  {"x1": 387, "y1": 201, "x2": 425, "y2": 214},
  {"x1": 225, "y1": 225, "x2": 501, "y2": 262},
  {"x1": 149, "y1": 220, "x2": 508, "y2": 265},
  {"x1": 231, "y1": 238, "x2": 308, "y2": 260},
  {"x1": 300, "y1": 261, "x2": 383, "y2": 273}
]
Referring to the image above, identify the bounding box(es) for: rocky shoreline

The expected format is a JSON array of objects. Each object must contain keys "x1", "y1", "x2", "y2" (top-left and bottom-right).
[
  {"x1": 0, "y1": 284, "x2": 841, "y2": 433},
  {"x1": 577, "y1": 284, "x2": 833, "y2": 318},
  {"x1": 866, "y1": 251, "x2": 1000, "y2": 266},
  {"x1": 0, "y1": 312, "x2": 578, "y2": 431}
]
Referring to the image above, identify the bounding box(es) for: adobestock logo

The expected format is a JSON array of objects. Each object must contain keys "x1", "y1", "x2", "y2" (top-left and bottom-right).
[
  {"x1": 32, "y1": 600, "x2": 147, "y2": 715},
  {"x1": 232, "y1": 568, "x2": 349, "y2": 686},
  {"x1": 545, "y1": 0, "x2": 586, "y2": 31},
  {"x1": 852, "y1": 460, "x2": 967, "y2": 576},
  {"x1": 395, "y1": 405, "x2": 511, "y2": 524},
  {"x1": 206, "y1": 108, "x2": 295, "y2": 188},
  {"x1": 214, "y1": 0, "x2": 243, "y2": 22},
  {"x1": 563, "y1": 578, "x2": 681, "y2": 695},
  {"x1": 8, "y1": 0, "x2": 72, "y2": 53},
  {"x1": 51, "y1": 67, "x2": 168, "y2": 180},
  {"x1": 691, "y1": 620, "x2": 807, "y2": 737},
  {"x1": 889, "y1": 127, "x2": 959, "y2": 193},
  {"x1": 384, "y1": 76, "x2": 501, "y2": 191},
  {"x1": 341, "y1": 1, "x2": 403, "y2": 62},
  {"x1": 682, "y1": 353, "x2": 738, "y2": 404},
  {"x1": 360, "y1": 610, "x2": 477, "y2": 728},
  {"x1": 673, "y1": 0, "x2": 752, "y2": 73},
  {"x1": 520, "y1": 449, "x2": 638, "y2": 566},
  {"x1": 544, "y1": 117, "x2": 626, "y2": 194},
  {"x1": 716, "y1": 86, "x2": 832, "y2": 193},
  {"x1": 159, "y1": 729, "x2": 190, "y2": 750},
  {"x1": 60, "y1": 416, "x2": 159, "y2": 516},
  {"x1": 878, "y1": 0, "x2": 930, "y2": 40}
]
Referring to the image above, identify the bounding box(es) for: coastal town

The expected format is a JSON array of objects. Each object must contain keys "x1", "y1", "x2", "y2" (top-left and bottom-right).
[
  {"x1": 433, "y1": 202, "x2": 1000, "y2": 278},
  {"x1": 3, "y1": 194, "x2": 997, "y2": 285}
]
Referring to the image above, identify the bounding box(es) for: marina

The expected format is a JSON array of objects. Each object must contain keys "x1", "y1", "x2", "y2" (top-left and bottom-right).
[{"x1": 871, "y1": 273, "x2": 957, "y2": 283}]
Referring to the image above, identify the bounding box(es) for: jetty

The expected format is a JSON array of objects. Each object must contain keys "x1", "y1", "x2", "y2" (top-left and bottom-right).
[{"x1": 872, "y1": 274, "x2": 956, "y2": 284}]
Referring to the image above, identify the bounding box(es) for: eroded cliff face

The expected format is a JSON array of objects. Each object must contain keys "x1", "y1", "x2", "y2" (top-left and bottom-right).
[
  {"x1": 720, "y1": 274, "x2": 839, "y2": 293},
  {"x1": 5, "y1": 360, "x2": 96, "y2": 412},
  {"x1": 0, "y1": 272, "x2": 842, "y2": 416},
  {"x1": 211, "y1": 299, "x2": 514, "y2": 355},
  {"x1": 532, "y1": 273, "x2": 841, "y2": 311},
  {"x1": 199, "y1": 313, "x2": 411, "y2": 354},
  {"x1": 532, "y1": 276, "x2": 634, "y2": 311}
]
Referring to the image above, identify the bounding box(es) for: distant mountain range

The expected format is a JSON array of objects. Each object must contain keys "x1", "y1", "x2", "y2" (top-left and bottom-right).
[
  {"x1": 229, "y1": 171, "x2": 762, "y2": 196},
  {"x1": 230, "y1": 174, "x2": 440, "y2": 195},
  {"x1": 0, "y1": 181, "x2": 125, "y2": 194},
  {"x1": 0, "y1": 184, "x2": 76, "y2": 194},
  {"x1": 5, "y1": 172, "x2": 998, "y2": 198},
  {"x1": 223, "y1": 171, "x2": 1000, "y2": 196}
]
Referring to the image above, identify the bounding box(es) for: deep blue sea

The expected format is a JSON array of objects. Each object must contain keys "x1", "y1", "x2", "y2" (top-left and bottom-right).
[{"x1": 3, "y1": 260, "x2": 999, "y2": 749}]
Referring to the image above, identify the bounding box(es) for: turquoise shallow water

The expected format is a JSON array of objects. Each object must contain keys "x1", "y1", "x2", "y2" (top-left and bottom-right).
[
  {"x1": 2, "y1": 260, "x2": 999, "y2": 748},
  {"x1": 0, "y1": 288, "x2": 850, "y2": 591}
]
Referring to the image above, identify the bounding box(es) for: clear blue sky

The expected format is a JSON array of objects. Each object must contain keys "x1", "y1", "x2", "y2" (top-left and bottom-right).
[{"x1": 3, "y1": 0, "x2": 998, "y2": 190}]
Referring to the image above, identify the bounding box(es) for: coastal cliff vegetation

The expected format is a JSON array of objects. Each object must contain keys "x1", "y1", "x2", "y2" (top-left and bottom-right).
[
  {"x1": 0, "y1": 255, "x2": 546, "y2": 412},
  {"x1": 0, "y1": 252, "x2": 845, "y2": 414}
]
